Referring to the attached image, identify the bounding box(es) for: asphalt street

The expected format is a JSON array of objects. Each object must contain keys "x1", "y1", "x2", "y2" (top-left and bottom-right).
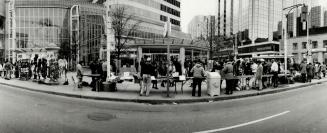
[{"x1": 1, "y1": 82, "x2": 327, "y2": 133}]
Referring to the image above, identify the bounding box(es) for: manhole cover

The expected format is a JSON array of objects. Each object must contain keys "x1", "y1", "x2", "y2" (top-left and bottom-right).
[{"x1": 87, "y1": 113, "x2": 116, "y2": 121}]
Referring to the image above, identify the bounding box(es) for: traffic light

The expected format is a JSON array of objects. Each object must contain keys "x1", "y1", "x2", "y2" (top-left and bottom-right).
[{"x1": 301, "y1": 5, "x2": 308, "y2": 22}]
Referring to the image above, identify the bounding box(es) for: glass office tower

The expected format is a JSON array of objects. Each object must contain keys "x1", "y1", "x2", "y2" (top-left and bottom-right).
[
  {"x1": 13, "y1": 0, "x2": 105, "y2": 64},
  {"x1": 218, "y1": 0, "x2": 283, "y2": 57}
]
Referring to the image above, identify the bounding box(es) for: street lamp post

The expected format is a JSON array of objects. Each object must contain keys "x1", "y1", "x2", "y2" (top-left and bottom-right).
[
  {"x1": 164, "y1": 18, "x2": 172, "y2": 97},
  {"x1": 307, "y1": 12, "x2": 312, "y2": 64},
  {"x1": 105, "y1": 1, "x2": 113, "y2": 82},
  {"x1": 282, "y1": 4, "x2": 305, "y2": 79}
]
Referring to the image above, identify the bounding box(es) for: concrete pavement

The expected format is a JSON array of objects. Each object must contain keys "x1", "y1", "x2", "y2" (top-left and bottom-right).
[
  {"x1": 1, "y1": 79, "x2": 327, "y2": 133},
  {"x1": 0, "y1": 72, "x2": 327, "y2": 104}
]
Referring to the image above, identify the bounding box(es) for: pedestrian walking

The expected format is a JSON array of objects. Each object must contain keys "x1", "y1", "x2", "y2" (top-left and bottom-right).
[
  {"x1": 307, "y1": 63, "x2": 314, "y2": 83},
  {"x1": 0, "y1": 62, "x2": 3, "y2": 77},
  {"x1": 320, "y1": 62, "x2": 327, "y2": 77},
  {"x1": 102, "y1": 60, "x2": 107, "y2": 81},
  {"x1": 271, "y1": 59, "x2": 279, "y2": 88},
  {"x1": 151, "y1": 61, "x2": 159, "y2": 89},
  {"x1": 76, "y1": 61, "x2": 83, "y2": 88},
  {"x1": 314, "y1": 62, "x2": 321, "y2": 79},
  {"x1": 190, "y1": 60, "x2": 206, "y2": 97},
  {"x1": 300, "y1": 61, "x2": 307, "y2": 83},
  {"x1": 256, "y1": 60, "x2": 264, "y2": 90},
  {"x1": 222, "y1": 60, "x2": 234, "y2": 95},
  {"x1": 140, "y1": 58, "x2": 155, "y2": 96}
]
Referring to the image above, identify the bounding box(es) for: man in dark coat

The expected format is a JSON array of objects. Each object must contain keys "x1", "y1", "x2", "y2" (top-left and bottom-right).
[
  {"x1": 222, "y1": 60, "x2": 235, "y2": 95},
  {"x1": 307, "y1": 63, "x2": 314, "y2": 82},
  {"x1": 300, "y1": 61, "x2": 307, "y2": 83}
]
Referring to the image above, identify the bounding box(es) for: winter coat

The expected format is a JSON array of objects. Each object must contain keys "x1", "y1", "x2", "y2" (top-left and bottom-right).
[
  {"x1": 256, "y1": 64, "x2": 263, "y2": 80},
  {"x1": 300, "y1": 63, "x2": 307, "y2": 74},
  {"x1": 222, "y1": 62, "x2": 234, "y2": 80},
  {"x1": 307, "y1": 65, "x2": 314, "y2": 76},
  {"x1": 141, "y1": 62, "x2": 154, "y2": 76},
  {"x1": 191, "y1": 63, "x2": 205, "y2": 78}
]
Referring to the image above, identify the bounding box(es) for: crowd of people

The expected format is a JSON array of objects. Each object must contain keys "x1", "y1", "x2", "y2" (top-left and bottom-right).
[
  {"x1": 134, "y1": 56, "x2": 327, "y2": 97},
  {"x1": 0, "y1": 57, "x2": 68, "y2": 82},
  {"x1": 299, "y1": 61, "x2": 327, "y2": 83}
]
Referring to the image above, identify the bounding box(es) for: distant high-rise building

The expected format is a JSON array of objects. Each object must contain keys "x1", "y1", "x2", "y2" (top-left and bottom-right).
[
  {"x1": 0, "y1": 0, "x2": 4, "y2": 62},
  {"x1": 187, "y1": 15, "x2": 215, "y2": 40},
  {"x1": 287, "y1": 5, "x2": 326, "y2": 37},
  {"x1": 310, "y1": 6, "x2": 324, "y2": 28},
  {"x1": 217, "y1": 0, "x2": 283, "y2": 57}
]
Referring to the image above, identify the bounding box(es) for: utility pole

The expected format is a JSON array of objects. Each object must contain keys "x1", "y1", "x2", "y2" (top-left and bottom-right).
[{"x1": 282, "y1": 3, "x2": 305, "y2": 78}]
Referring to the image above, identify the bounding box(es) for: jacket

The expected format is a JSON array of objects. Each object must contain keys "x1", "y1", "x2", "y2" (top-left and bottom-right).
[
  {"x1": 300, "y1": 63, "x2": 307, "y2": 74},
  {"x1": 256, "y1": 64, "x2": 263, "y2": 79},
  {"x1": 141, "y1": 62, "x2": 154, "y2": 76},
  {"x1": 191, "y1": 63, "x2": 205, "y2": 78},
  {"x1": 222, "y1": 62, "x2": 234, "y2": 79},
  {"x1": 307, "y1": 65, "x2": 314, "y2": 76}
]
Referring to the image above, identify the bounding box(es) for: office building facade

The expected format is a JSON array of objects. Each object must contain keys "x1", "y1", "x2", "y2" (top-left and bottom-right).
[
  {"x1": 286, "y1": 4, "x2": 327, "y2": 63},
  {"x1": 217, "y1": 0, "x2": 283, "y2": 57},
  {"x1": 3, "y1": 0, "x2": 193, "y2": 67},
  {"x1": 107, "y1": 0, "x2": 188, "y2": 39},
  {"x1": 0, "y1": 0, "x2": 4, "y2": 62}
]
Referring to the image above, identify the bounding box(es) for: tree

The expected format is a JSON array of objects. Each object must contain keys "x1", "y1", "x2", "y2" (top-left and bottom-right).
[{"x1": 109, "y1": 6, "x2": 142, "y2": 73}]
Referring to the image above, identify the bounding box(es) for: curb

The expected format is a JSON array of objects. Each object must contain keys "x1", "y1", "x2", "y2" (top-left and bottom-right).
[{"x1": 0, "y1": 81, "x2": 325, "y2": 105}]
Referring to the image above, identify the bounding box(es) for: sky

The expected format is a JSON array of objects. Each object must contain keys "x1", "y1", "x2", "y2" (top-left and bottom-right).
[
  {"x1": 181, "y1": 0, "x2": 327, "y2": 33},
  {"x1": 181, "y1": 0, "x2": 217, "y2": 33}
]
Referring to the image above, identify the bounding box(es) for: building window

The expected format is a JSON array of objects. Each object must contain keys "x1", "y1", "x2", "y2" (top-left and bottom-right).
[
  {"x1": 302, "y1": 42, "x2": 307, "y2": 49},
  {"x1": 160, "y1": 15, "x2": 167, "y2": 22},
  {"x1": 323, "y1": 40, "x2": 327, "y2": 48},
  {"x1": 293, "y1": 43, "x2": 298, "y2": 50},
  {"x1": 160, "y1": 4, "x2": 180, "y2": 17},
  {"x1": 312, "y1": 41, "x2": 318, "y2": 49}
]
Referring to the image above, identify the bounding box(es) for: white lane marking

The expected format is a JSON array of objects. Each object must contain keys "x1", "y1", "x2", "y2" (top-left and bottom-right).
[{"x1": 194, "y1": 111, "x2": 290, "y2": 133}]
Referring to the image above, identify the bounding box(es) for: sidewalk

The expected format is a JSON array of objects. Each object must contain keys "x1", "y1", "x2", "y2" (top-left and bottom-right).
[{"x1": 1, "y1": 72, "x2": 326, "y2": 104}]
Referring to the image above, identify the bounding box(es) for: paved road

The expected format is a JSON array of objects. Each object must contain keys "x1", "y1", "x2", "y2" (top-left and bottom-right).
[{"x1": 1, "y1": 82, "x2": 327, "y2": 133}]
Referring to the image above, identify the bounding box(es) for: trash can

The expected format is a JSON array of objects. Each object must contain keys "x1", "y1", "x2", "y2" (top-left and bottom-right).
[
  {"x1": 207, "y1": 72, "x2": 221, "y2": 97},
  {"x1": 103, "y1": 82, "x2": 117, "y2": 92}
]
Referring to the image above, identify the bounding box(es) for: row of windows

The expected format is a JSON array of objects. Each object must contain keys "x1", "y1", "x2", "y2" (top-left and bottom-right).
[
  {"x1": 160, "y1": 4, "x2": 180, "y2": 17},
  {"x1": 160, "y1": 15, "x2": 168, "y2": 22},
  {"x1": 292, "y1": 40, "x2": 327, "y2": 50},
  {"x1": 163, "y1": 0, "x2": 180, "y2": 8},
  {"x1": 160, "y1": 15, "x2": 180, "y2": 26},
  {"x1": 170, "y1": 18, "x2": 180, "y2": 26}
]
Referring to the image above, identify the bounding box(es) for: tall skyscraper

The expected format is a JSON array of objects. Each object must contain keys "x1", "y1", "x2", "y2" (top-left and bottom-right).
[
  {"x1": 324, "y1": 11, "x2": 327, "y2": 26},
  {"x1": 0, "y1": 0, "x2": 5, "y2": 62},
  {"x1": 188, "y1": 15, "x2": 215, "y2": 40},
  {"x1": 310, "y1": 6, "x2": 324, "y2": 28},
  {"x1": 217, "y1": 0, "x2": 283, "y2": 57}
]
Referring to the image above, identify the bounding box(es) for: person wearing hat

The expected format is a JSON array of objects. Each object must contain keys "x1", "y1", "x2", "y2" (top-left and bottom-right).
[
  {"x1": 140, "y1": 58, "x2": 155, "y2": 96},
  {"x1": 256, "y1": 60, "x2": 263, "y2": 90},
  {"x1": 222, "y1": 59, "x2": 234, "y2": 95}
]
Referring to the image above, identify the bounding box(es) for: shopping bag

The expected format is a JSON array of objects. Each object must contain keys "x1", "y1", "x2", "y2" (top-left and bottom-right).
[{"x1": 221, "y1": 80, "x2": 226, "y2": 90}]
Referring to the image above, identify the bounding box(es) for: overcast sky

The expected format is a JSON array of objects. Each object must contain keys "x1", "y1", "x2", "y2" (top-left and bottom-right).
[
  {"x1": 181, "y1": 0, "x2": 327, "y2": 33},
  {"x1": 181, "y1": 0, "x2": 217, "y2": 33}
]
